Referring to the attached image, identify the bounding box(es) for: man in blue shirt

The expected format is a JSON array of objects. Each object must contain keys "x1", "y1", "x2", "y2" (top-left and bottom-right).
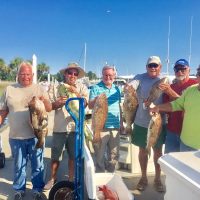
[{"x1": 89, "y1": 65, "x2": 123, "y2": 172}]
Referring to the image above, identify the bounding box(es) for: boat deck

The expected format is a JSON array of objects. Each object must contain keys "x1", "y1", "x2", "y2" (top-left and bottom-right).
[{"x1": 0, "y1": 111, "x2": 165, "y2": 200}]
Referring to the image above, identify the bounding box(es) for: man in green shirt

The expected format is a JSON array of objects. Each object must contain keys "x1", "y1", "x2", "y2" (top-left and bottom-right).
[{"x1": 150, "y1": 66, "x2": 200, "y2": 151}]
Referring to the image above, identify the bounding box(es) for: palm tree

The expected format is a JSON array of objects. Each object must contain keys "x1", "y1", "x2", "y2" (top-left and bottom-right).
[
  {"x1": 37, "y1": 62, "x2": 50, "y2": 81},
  {"x1": 0, "y1": 58, "x2": 7, "y2": 80},
  {"x1": 8, "y1": 57, "x2": 23, "y2": 81}
]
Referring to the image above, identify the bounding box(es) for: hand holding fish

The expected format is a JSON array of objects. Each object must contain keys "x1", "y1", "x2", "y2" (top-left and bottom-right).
[
  {"x1": 158, "y1": 82, "x2": 170, "y2": 91},
  {"x1": 88, "y1": 96, "x2": 98, "y2": 109},
  {"x1": 147, "y1": 77, "x2": 168, "y2": 103},
  {"x1": 38, "y1": 96, "x2": 50, "y2": 106},
  {"x1": 149, "y1": 104, "x2": 160, "y2": 115},
  {"x1": 67, "y1": 85, "x2": 80, "y2": 97},
  {"x1": 37, "y1": 96, "x2": 52, "y2": 112},
  {"x1": 52, "y1": 96, "x2": 67, "y2": 110},
  {"x1": 143, "y1": 99, "x2": 151, "y2": 109},
  {"x1": 159, "y1": 82, "x2": 180, "y2": 99},
  {"x1": 39, "y1": 96, "x2": 45, "y2": 101}
]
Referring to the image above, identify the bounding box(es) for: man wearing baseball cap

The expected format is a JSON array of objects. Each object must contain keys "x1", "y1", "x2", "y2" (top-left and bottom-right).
[
  {"x1": 128, "y1": 56, "x2": 167, "y2": 192},
  {"x1": 163, "y1": 59, "x2": 197, "y2": 153}
]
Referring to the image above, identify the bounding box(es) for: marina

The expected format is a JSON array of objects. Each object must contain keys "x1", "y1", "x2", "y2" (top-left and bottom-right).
[{"x1": 0, "y1": 1, "x2": 200, "y2": 199}]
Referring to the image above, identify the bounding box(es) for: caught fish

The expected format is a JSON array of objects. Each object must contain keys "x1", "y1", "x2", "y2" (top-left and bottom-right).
[
  {"x1": 28, "y1": 96, "x2": 48, "y2": 148},
  {"x1": 57, "y1": 83, "x2": 79, "y2": 117},
  {"x1": 147, "y1": 77, "x2": 168, "y2": 103},
  {"x1": 146, "y1": 104, "x2": 162, "y2": 157},
  {"x1": 57, "y1": 83, "x2": 94, "y2": 152},
  {"x1": 98, "y1": 185, "x2": 119, "y2": 200},
  {"x1": 92, "y1": 93, "x2": 108, "y2": 143},
  {"x1": 123, "y1": 84, "x2": 138, "y2": 134}
]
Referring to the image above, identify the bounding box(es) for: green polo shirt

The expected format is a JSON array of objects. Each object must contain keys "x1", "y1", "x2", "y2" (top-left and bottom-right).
[{"x1": 171, "y1": 84, "x2": 200, "y2": 149}]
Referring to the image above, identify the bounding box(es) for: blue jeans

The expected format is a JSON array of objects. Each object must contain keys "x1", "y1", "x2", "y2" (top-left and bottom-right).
[
  {"x1": 165, "y1": 130, "x2": 181, "y2": 153},
  {"x1": 9, "y1": 138, "x2": 45, "y2": 193},
  {"x1": 180, "y1": 141, "x2": 197, "y2": 152}
]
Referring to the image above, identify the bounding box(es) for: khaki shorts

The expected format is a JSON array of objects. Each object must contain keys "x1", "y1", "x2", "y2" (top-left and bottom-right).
[
  {"x1": 131, "y1": 124, "x2": 166, "y2": 149},
  {"x1": 51, "y1": 132, "x2": 75, "y2": 161}
]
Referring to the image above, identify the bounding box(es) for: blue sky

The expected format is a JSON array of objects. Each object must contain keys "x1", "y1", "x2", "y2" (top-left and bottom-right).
[{"x1": 0, "y1": 0, "x2": 200, "y2": 76}]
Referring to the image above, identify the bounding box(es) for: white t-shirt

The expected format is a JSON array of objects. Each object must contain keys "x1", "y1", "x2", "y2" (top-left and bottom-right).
[{"x1": 1, "y1": 83, "x2": 49, "y2": 139}]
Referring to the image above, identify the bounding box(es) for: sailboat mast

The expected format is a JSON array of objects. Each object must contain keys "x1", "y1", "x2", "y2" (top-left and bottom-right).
[
  {"x1": 83, "y1": 42, "x2": 87, "y2": 73},
  {"x1": 189, "y1": 16, "x2": 193, "y2": 65},
  {"x1": 166, "y1": 16, "x2": 170, "y2": 75}
]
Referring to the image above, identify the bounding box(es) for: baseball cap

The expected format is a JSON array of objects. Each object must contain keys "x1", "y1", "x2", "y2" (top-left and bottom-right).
[
  {"x1": 174, "y1": 59, "x2": 189, "y2": 67},
  {"x1": 146, "y1": 56, "x2": 161, "y2": 66}
]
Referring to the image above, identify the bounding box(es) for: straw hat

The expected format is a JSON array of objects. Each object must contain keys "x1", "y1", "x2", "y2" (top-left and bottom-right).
[{"x1": 61, "y1": 62, "x2": 85, "y2": 78}]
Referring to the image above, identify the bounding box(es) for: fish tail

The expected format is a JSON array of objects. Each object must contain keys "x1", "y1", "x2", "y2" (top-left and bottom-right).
[
  {"x1": 35, "y1": 138, "x2": 44, "y2": 149},
  {"x1": 125, "y1": 126, "x2": 132, "y2": 134},
  {"x1": 93, "y1": 141, "x2": 101, "y2": 149},
  {"x1": 93, "y1": 131, "x2": 101, "y2": 143}
]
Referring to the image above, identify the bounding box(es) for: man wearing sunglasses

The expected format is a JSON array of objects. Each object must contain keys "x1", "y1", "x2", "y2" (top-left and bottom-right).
[
  {"x1": 44, "y1": 62, "x2": 88, "y2": 190},
  {"x1": 128, "y1": 56, "x2": 168, "y2": 192},
  {"x1": 163, "y1": 59, "x2": 197, "y2": 154},
  {"x1": 150, "y1": 66, "x2": 200, "y2": 152}
]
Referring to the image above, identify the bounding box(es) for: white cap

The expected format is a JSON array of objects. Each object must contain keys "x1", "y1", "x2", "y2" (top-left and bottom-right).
[{"x1": 146, "y1": 56, "x2": 161, "y2": 65}]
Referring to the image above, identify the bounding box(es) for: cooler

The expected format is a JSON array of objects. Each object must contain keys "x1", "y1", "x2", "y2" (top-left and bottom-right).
[{"x1": 158, "y1": 151, "x2": 200, "y2": 200}]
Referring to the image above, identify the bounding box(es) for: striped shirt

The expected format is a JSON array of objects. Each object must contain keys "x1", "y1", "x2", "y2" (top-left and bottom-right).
[{"x1": 89, "y1": 81, "x2": 121, "y2": 128}]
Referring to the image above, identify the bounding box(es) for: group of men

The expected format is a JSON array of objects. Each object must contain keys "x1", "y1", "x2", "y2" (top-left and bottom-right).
[
  {"x1": 0, "y1": 56, "x2": 200, "y2": 200},
  {"x1": 129, "y1": 56, "x2": 199, "y2": 192}
]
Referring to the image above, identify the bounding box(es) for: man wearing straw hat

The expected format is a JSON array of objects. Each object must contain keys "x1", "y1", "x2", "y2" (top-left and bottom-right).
[{"x1": 44, "y1": 62, "x2": 88, "y2": 190}]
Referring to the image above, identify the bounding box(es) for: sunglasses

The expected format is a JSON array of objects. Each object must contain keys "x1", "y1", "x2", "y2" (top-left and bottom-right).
[
  {"x1": 174, "y1": 67, "x2": 187, "y2": 73},
  {"x1": 67, "y1": 71, "x2": 79, "y2": 76},
  {"x1": 148, "y1": 63, "x2": 159, "y2": 68}
]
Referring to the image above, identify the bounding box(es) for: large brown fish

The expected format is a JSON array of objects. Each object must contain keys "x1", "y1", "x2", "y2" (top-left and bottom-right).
[
  {"x1": 28, "y1": 96, "x2": 48, "y2": 148},
  {"x1": 146, "y1": 104, "x2": 162, "y2": 157},
  {"x1": 91, "y1": 93, "x2": 108, "y2": 143},
  {"x1": 123, "y1": 84, "x2": 138, "y2": 134},
  {"x1": 147, "y1": 77, "x2": 168, "y2": 103}
]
